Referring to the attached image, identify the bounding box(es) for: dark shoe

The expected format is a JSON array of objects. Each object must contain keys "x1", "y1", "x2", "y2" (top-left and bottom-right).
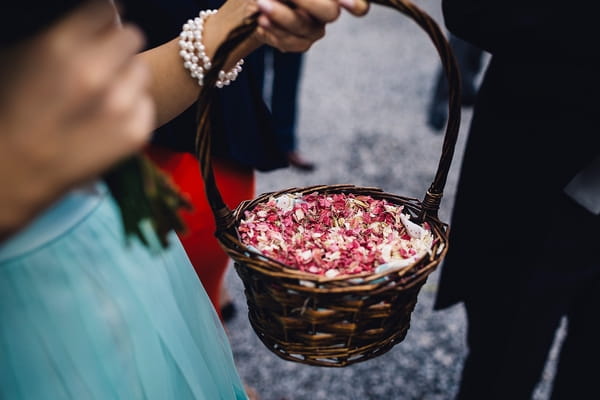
[
  {"x1": 287, "y1": 152, "x2": 316, "y2": 171},
  {"x1": 221, "y1": 302, "x2": 237, "y2": 322}
]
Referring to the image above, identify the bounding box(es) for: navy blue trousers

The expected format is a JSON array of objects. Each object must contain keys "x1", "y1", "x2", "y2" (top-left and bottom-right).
[{"x1": 255, "y1": 46, "x2": 304, "y2": 153}]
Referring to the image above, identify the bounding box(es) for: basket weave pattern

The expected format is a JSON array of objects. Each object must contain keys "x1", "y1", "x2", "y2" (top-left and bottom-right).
[{"x1": 194, "y1": 0, "x2": 461, "y2": 367}]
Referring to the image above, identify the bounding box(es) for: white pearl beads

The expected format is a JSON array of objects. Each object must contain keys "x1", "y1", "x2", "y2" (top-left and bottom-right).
[{"x1": 178, "y1": 9, "x2": 244, "y2": 88}]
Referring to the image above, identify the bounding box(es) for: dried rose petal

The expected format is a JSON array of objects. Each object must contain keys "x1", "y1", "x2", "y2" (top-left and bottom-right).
[{"x1": 238, "y1": 193, "x2": 434, "y2": 276}]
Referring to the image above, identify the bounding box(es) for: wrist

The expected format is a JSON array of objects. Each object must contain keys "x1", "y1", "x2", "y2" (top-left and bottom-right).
[
  {"x1": 179, "y1": 7, "x2": 255, "y2": 87},
  {"x1": 204, "y1": 0, "x2": 262, "y2": 67}
]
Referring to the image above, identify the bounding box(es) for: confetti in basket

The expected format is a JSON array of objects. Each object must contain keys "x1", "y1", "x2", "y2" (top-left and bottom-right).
[{"x1": 194, "y1": 0, "x2": 461, "y2": 367}]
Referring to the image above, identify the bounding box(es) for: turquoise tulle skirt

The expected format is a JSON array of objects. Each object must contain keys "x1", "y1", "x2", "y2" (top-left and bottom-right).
[{"x1": 0, "y1": 183, "x2": 247, "y2": 399}]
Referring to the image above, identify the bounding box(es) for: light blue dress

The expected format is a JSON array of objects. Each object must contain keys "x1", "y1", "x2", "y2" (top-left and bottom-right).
[{"x1": 0, "y1": 182, "x2": 248, "y2": 400}]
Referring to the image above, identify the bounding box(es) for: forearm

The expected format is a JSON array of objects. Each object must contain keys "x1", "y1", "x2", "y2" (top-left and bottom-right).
[{"x1": 138, "y1": 0, "x2": 261, "y2": 128}]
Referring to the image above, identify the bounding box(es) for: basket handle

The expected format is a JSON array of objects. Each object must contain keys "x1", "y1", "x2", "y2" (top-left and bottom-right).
[{"x1": 195, "y1": 0, "x2": 461, "y2": 233}]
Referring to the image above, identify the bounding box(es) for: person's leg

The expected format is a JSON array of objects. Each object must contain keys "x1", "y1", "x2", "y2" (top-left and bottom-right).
[
  {"x1": 426, "y1": 67, "x2": 449, "y2": 131},
  {"x1": 270, "y1": 49, "x2": 314, "y2": 170},
  {"x1": 271, "y1": 49, "x2": 303, "y2": 153},
  {"x1": 451, "y1": 35, "x2": 484, "y2": 105},
  {"x1": 550, "y1": 276, "x2": 600, "y2": 400},
  {"x1": 455, "y1": 223, "x2": 569, "y2": 400},
  {"x1": 490, "y1": 282, "x2": 566, "y2": 399},
  {"x1": 484, "y1": 194, "x2": 599, "y2": 400},
  {"x1": 457, "y1": 289, "x2": 563, "y2": 400},
  {"x1": 427, "y1": 34, "x2": 484, "y2": 131},
  {"x1": 549, "y1": 198, "x2": 600, "y2": 400},
  {"x1": 251, "y1": 45, "x2": 266, "y2": 98}
]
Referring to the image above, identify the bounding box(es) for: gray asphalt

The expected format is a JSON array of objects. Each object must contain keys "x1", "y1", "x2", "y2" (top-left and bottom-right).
[{"x1": 223, "y1": 2, "x2": 562, "y2": 398}]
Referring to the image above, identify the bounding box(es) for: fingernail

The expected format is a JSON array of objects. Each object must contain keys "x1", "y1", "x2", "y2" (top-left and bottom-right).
[
  {"x1": 338, "y1": 0, "x2": 355, "y2": 9},
  {"x1": 258, "y1": 15, "x2": 271, "y2": 28},
  {"x1": 257, "y1": 0, "x2": 273, "y2": 13}
]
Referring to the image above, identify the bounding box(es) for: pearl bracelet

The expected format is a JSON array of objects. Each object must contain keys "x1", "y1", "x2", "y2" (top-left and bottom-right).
[{"x1": 178, "y1": 9, "x2": 244, "y2": 88}]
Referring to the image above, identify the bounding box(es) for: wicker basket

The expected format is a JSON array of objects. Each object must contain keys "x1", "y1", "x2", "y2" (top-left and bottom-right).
[{"x1": 194, "y1": 0, "x2": 461, "y2": 367}]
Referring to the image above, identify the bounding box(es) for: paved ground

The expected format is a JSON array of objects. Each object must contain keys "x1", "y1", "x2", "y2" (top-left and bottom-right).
[{"x1": 223, "y1": 2, "x2": 562, "y2": 398}]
